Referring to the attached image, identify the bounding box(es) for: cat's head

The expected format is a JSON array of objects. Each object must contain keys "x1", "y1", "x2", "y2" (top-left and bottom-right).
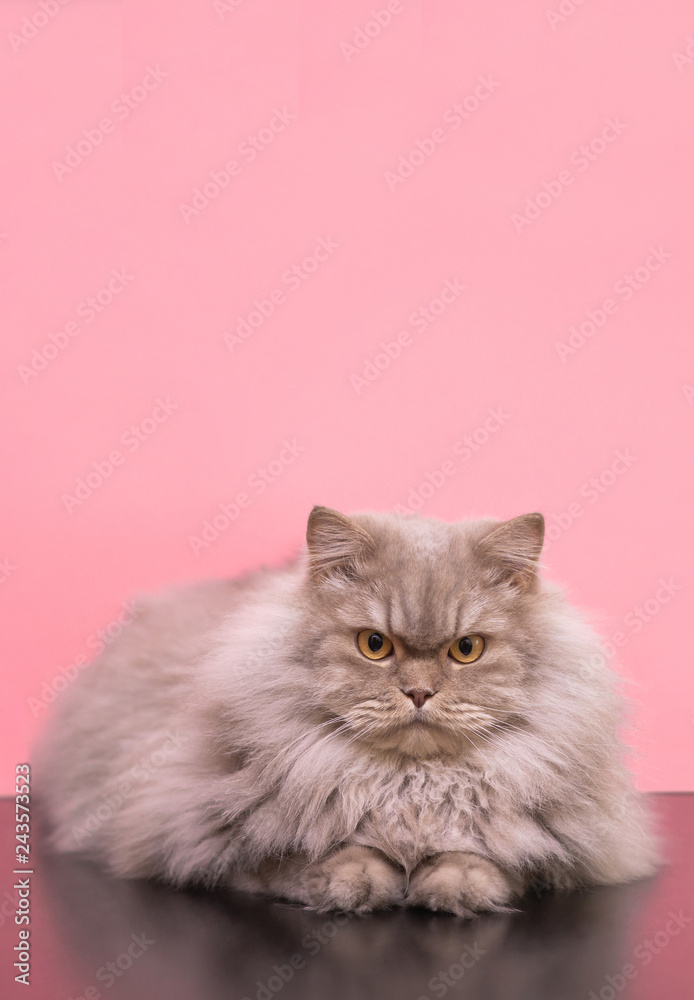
[{"x1": 297, "y1": 505, "x2": 547, "y2": 759}]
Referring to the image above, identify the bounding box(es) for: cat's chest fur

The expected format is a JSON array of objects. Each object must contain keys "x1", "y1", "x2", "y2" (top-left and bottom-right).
[
  {"x1": 347, "y1": 761, "x2": 488, "y2": 868},
  {"x1": 261, "y1": 741, "x2": 566, "y2": 876},
  {"x1": 267, "y1": 754, "x2": 503, "y2": 872}
]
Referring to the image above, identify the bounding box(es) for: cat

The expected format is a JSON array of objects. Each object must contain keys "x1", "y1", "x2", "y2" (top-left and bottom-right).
[{"x1": 33, "y1": 506, "x2": 660, "y2": 915}]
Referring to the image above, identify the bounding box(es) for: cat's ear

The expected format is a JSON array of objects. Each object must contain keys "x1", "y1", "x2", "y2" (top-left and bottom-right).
[
  {"x1": 306, "y1": 506, "x2": 375, "y2": 582},
  {"x1": 475, "y1": 513, "x2": 545, "y2": 591}
]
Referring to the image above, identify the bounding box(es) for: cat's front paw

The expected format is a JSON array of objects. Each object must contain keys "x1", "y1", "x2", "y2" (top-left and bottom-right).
[
  {"x1": 406, "y1": 852, "x2": 518, "y2": 917},
  {"x1": 304, "y1": 845, "x2": 405, "y2": 913}
]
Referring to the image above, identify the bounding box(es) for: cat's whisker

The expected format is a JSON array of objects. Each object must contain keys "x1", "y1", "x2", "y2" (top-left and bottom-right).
[
  {"x1": 470, "y1": 727, "x2": 580, "y2": 788},
  {"x1": 491, "y1": 722, "x2": 616, "y2": 747},
  {"x1": 458, "y1": 730, "x2": 494, "y2": 770},
  {"x1": 473, "y1": 724, "x2": 603, "y2": 793},
  {"x1": 281, "y1": 720, "x2": 364, "y2": 782},
  {"x1": 461, "y1": 706, "x2": 617, "y2": 749},
  {"x1": 481, "y1": 720, "x2": 602, "y2": 780},
  {"x1": 474, "y1": 720, "x2": 578, "y2": 762},
  {"x1": 246, "y1": 718, "x2": 355, "y2": 795}
]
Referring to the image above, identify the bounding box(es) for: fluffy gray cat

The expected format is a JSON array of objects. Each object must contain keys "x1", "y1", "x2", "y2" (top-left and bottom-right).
[{"x1": 34, "y1": 507, "x2": 659, "y2": 915}]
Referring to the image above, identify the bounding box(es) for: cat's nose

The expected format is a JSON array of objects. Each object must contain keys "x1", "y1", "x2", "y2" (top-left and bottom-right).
[{"x1": 401, "y1": 688, "x2": 436, "y2": 709}]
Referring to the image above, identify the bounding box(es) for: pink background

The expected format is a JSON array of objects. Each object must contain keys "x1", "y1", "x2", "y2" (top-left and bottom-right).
[{"x1": 1, "y1": 0, "x2": 693, "y2": 793}]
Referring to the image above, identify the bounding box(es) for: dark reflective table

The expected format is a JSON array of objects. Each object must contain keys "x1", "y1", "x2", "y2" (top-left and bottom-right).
[{"x1": 1, "y1": 795, "x2": 691, "y2": 1000}]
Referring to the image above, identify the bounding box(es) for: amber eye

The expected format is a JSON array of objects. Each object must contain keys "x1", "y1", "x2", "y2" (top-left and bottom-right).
[
  {"x1": 357, "y1": 630, "x2": 394, "y2": 661},
  {"x1": 449, "y1": 634, "x2": 485, "y2": 665}
]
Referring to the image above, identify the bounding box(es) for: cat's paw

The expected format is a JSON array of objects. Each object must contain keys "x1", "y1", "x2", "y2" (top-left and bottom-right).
[
  {"x1": 303, "y1": 845, "x2": 405, "y2": 913},
  {"x1": 406, "y1": 852, "x2": 517, "y2": 917}
]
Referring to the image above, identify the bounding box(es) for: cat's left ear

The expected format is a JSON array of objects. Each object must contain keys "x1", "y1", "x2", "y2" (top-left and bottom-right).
[
  {"x1": 475, "y1": 513, "x2": 545, "y2": 591},
  {"x1": 306, "y1": 506, "x2": 375, "y2": 582}
]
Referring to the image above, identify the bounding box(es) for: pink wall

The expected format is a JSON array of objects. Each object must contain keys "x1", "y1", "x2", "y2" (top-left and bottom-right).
[{"x1": 2, "y1": 0, "x2": 693, "y2": 793}]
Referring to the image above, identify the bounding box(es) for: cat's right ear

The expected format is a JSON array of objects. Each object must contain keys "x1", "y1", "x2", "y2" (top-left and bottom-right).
[{"x1": 306, "y1": 506, "x2": 375, "y2": 583}]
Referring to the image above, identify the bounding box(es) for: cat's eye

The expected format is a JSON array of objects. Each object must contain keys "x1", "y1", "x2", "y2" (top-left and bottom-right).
[
  {"x1": 357, "y1": 630, "x2": 393, "y2": 660},
  {"x1": 449, "y1": 634, "x2": 485, "y2": 665}
]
